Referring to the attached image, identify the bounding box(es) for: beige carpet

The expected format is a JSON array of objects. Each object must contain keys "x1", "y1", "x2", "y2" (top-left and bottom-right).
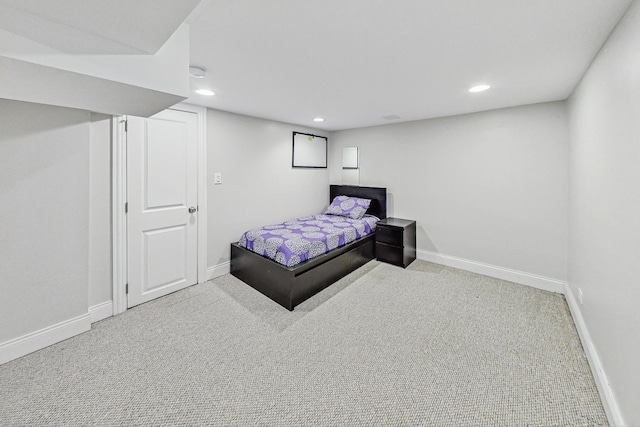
[{"x1": 0, "y1": 260, "x2": 607, "y2": 426}]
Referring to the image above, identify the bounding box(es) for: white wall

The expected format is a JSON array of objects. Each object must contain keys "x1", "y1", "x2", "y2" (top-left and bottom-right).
[
  {"x1": 207, "y1": 109, "x2": 329, "y2": 268},
  {"x1": 88, "y1": 114, "x2": 112, "y2": 307},
  {"x1": 330, "y1": 102, "x2": 568, "y2": 282},
  {"x1": 0, "y1": 99, "x2": 90, "y2": 343},
  {"x1": 567, "y1": 2, "x2": 640, "y2": 425}
]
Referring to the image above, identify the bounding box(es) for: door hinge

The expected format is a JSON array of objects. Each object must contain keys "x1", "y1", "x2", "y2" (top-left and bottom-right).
[
  {"x1": 125, "y1": 202, "x2": 128, "y2": 214},
  {"x1": 126, "y1": 283, "x2": 129, "y2": 294}
]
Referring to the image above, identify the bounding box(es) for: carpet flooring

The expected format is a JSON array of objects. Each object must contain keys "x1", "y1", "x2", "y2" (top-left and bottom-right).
[{"x1": 0, "y1": 260, "x2": 607, "y2": 426}]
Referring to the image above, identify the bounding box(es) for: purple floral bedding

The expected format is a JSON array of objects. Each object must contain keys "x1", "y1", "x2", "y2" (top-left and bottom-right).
[{"x1": 238, "y1": 214, "x2": 380, "y2": 268}]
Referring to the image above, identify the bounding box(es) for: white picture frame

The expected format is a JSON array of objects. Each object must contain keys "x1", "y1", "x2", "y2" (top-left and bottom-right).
[
  {"x1": 292, "y1": 132, "x2": 327, "y2": 168},
  {"x1": 342, "y1": 146, "x2": 358, "y2": 169}
]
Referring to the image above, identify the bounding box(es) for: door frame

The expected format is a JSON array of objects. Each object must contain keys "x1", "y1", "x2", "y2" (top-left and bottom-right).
[{"x1": 111, "y1": 103, "x2": 207, "y2": 315}]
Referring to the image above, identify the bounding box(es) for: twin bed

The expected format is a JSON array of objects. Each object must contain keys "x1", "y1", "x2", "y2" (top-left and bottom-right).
[{"x1": 230, "y1": 185, "x2": 387, "y2": 310}]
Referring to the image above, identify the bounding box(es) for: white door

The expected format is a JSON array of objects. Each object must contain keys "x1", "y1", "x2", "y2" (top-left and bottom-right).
[{"x1": 126, "y1": 109, "x2": 199, "y2": 308}]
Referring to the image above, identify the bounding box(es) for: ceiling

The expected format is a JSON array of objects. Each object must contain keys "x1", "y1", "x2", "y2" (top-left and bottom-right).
[
  {"x1": 186, "y1": 0, "x2": 632, "y2": 131},
  {"x1": 0, "y1": 0, "x2": 201, "y2": 54},
  {"x1": 0, "y1": 0, "x2": 201, "y2": 117}
]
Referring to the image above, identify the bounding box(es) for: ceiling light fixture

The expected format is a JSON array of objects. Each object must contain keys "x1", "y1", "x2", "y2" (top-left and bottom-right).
[
  {"x1": 469, "y1": 84, "x2": 491, "y2": 93},
  {"x1": 189, "y1": 66, "x2": 206, "y2": 78},
  {"x1": 313, "y1": 117, "x2": 325, "y2": 122},
  {"x1": 195, "y1": 89, "x2": 215, "y2": 96}
]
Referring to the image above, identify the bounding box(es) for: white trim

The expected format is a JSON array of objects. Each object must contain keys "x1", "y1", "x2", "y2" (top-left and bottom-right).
[
  {"x1": 89, "y1": 301, "x2": 113, "y2": 323},
  {"x1": 0, "y1": 314, "x2": 91, "y2": 365},
  {"x1": 416, "y1": 249, "x2": 565, "y2": 294},
  {"x1": 206, "y1": 262, "x2": 231, "y2": 281},
  {"x1": 112, "y1": 115, "x2": 128, "y2": 315},
  {"x1": 169, "y1": 103, "x2": 208, "y2": 285},
  {"x1": 112, "y1": 105, "x2": 208, "y2": 316},
  {"x1": 564, "y1": 284, "x2": 625, "y2": 427}
]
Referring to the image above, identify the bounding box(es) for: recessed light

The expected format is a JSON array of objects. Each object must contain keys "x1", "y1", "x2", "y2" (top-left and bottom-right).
[
  {"x1": 313, "y1": 117, "x2": 325, "y2": 122},
  {"x1": 195, "y1": 89, "x2": 215, "y2": 96},
  {"x1": 469, "y1": 84, "x2": 491, "y2": 93}
]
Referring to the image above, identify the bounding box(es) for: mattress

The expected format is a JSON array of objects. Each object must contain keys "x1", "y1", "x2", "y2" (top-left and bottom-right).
[{"x1": 238, "y1": 214, "x2": 379, "y2": 267}]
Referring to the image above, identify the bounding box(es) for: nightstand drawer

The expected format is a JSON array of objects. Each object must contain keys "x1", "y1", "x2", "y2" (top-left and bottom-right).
[
  {"x1": 376, "y1": 242, "x2": 404, "y2": 266},
  {"x1": 376, "y1": 226, "x2": 404, "y2": 247}
]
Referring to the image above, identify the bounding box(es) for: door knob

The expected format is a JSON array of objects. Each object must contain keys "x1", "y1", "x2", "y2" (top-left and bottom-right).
[{"x1": 189, "y1": 206, "x2": 197, "y2": 214}]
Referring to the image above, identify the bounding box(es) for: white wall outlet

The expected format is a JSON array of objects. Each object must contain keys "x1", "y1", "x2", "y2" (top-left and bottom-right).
[
  {"x1": 214, "y1": 172, "x2": 222, "y2": 185},
  {"x1": 578, "y1": 288, "x2": 584, "y2": 305}
]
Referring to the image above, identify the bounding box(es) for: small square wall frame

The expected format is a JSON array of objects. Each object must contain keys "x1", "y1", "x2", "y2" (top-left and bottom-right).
[{"x1": 292, "y1": 132, "x2": 327, "y2": 168}]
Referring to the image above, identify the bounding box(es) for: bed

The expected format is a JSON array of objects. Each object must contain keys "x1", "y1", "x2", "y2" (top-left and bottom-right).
[{"x1": 230, "y1": 185, "x2": 387, "y2": 310}]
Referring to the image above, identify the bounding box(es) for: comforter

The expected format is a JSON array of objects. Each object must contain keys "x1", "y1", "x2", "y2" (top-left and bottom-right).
[{"x1": 238, "y1": 214, "x2": 379, "y2": 267}]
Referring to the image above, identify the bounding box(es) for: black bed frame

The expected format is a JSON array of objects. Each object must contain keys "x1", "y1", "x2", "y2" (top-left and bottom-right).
[{"x1": 230, "y1": 185, "x2": 387, "y2": 310}]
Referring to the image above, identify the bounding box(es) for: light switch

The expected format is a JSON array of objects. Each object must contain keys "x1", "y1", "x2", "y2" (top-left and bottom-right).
[{"x1": 214, "y1": 172, "x2": 222, "y2": 184}]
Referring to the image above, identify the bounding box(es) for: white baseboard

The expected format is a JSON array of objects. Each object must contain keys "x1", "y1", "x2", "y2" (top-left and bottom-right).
[
  {"x1": 206, "y1": 261, "x2": 231, "y2": 281},
  {"x1": 89, "y1": 301, "x2": 113, "y2": 323},
  {"x1": 416, "y1": 249, "x2": 566, "y2": 294},
  {"x1": 564, "y1": 284, "x2": 625, "y2": 426},
  {"x1": 0, "y1": 313, "x2": 91, "y2": 365}
]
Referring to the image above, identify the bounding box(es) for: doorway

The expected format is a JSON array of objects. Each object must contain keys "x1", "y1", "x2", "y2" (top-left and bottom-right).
[{"x1": 112, "y1": 104, "x2": 207, "y2": 314}]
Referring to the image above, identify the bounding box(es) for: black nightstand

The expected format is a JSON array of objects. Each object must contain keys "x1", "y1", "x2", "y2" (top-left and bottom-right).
[{"x1": 375, "y1": 218, "x2": 416, "y2": 268}]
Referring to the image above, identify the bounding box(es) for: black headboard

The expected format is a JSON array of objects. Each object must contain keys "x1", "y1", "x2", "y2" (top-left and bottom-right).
[{"x1": 329, "y1": 185, "x2": 387, "y2": 220}]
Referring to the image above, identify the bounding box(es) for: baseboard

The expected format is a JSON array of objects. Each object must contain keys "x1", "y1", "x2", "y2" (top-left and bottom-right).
[
  {"x1": 416, "y1": 249, "x2": 566, "y2": 294},
  {"x1": 206, "y1": 261, "x2": 231, "y2": 281},
  {"x1": 89, "y1": 301, "x2": 113, "y2": 323},
  {"x1": 564, "y1": 284, "x2": 625, "y2": 426},
  {"x1": 0, "y1": 313, "x2": 91, "y2": 365}
]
